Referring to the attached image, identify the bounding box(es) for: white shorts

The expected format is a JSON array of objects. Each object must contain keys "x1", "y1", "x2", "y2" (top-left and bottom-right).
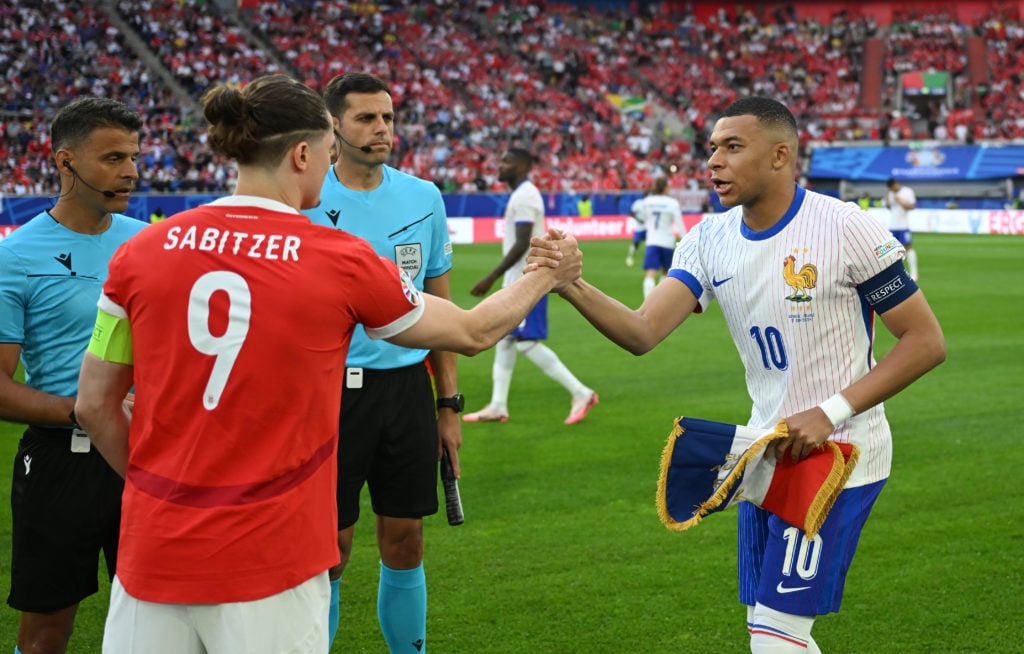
[{"x1": 103, "y1": 572, "x2": 330, "y2": 654}]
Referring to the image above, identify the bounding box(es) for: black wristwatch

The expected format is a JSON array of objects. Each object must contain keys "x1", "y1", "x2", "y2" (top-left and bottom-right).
[
  {"x1": 68, "y1": 408, "x2": 81, "y2": 430},
  {"x1": 436, "y1": 394, "x2": 465, "y2": 413}
]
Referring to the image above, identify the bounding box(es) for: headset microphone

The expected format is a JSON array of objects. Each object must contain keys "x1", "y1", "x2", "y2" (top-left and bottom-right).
[
  {"x1": 335, "y1": 132, "x2": 374, "y2": 153},
  {"x1": 63, "y1": 161, "x2": 117, "y2": 198}
]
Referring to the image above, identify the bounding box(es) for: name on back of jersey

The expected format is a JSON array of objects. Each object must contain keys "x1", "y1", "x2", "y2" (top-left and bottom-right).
[{"x1": 163, "y1": 225, "x2": 300, "y2": 261}]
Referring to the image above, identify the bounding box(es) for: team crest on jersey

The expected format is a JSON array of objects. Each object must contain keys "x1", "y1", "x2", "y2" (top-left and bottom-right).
[
  {"x1": 399, "y1": 269, "x2": 422, "y2": 307},
  {"x1": 783, "y1": 254, "x2": 817, "y2": 302},
  {"x1": 394, "y1": 243, "x2": 422, "y2": 279}
]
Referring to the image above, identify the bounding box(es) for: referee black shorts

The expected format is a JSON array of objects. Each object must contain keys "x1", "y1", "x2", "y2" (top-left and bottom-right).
[
  {"x1": 8, "y1": 426, "x2": 123, "y2": 613},
  {"x1": 337, "y1": 362, "x2": 439, "y2": 530}
]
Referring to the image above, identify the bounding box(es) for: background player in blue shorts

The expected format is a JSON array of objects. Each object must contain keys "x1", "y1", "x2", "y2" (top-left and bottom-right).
[
  {"x1": 637, "y1": 176, "x2": 684, "y2": 298},
  {"x1": 885, "y1": 177, "x2": 919, "y2": 281},
  {"x1": 464, "y1": 148, "x2": 598, "y2": 426},
  {"x1": 530, "y1": 97, "x2": 945, "y2": 652},
  {"x1": 0, "y1": 97, "x2": 146, "y2": 654},
  {"x1": 303, "y1": 72, "x2": 459, "y2": 653}
]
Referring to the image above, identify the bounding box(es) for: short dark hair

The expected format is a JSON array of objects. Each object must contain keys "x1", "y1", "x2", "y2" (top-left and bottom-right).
[
  {"x1": 323, "y1": 73, "x2": 391, "y2": 118},
  {"x1": 506, "y1": 147, "x2": 536, "y2": 167},
  {"x1": 201, "y1": 74, "x2": 330, "y2": 166},
  {"x1": 51, "y1": 97, "x2": 143, "y2": 151},
  {"x1": 721, "y1": 96, "x2": 798, "y2": 140},
  {"x1": 886, "y1": 178, "x2": 897, "y2": 188}
]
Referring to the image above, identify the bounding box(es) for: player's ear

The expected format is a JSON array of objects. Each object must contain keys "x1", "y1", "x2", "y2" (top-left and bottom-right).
[
  {"x1": 771, "y1": 140, "x2": 793, "y2": 171},
  {"x1": 291, "y1": 141, "x2": 310, "y2": 172}
]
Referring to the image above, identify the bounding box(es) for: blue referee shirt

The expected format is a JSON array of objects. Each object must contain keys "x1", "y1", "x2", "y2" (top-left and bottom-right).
[
  {"x1": 0, "y1": 212, "x2": 147, "y2": 397},
  {"x1": 303, "y1": 165, "x2": 452, "y2": 369}
]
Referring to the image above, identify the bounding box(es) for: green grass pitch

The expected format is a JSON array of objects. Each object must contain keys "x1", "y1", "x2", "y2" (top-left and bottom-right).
[{"x1": 1, "y1": 234, "x2": 1021, "y2": 652}]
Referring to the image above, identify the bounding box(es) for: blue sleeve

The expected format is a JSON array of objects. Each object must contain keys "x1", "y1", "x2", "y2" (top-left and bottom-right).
[
  {"x1": 0, "y1": 246, "x2": 26, "y2": 342},
  {"x1": 425, "y1": 189, "x2": 453, "y2": 278}
]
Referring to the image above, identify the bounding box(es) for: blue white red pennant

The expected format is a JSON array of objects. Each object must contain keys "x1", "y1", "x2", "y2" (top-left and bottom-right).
[{"x1": 656, "y1": 416, "x2": 859, "y2": 538}]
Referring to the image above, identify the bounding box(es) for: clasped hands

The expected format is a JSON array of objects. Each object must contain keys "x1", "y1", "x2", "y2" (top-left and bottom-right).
[{"x1": 524, "y1": 228, "x2": 582, "y2": 292}]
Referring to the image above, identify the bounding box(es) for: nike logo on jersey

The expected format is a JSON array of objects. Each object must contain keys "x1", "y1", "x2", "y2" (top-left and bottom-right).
[
  {"x1": 712, "y1": 276, "x2": 733, "y2": 287},
  {"x1": 776, "y1": 581, "x2": 811, "y2": 594},
  {"x1": 325, "y1": 209, "x2": 341, "y2": 226},
  {"x1": 54, "y1": 251, "x2": 72, "y2": 270}
]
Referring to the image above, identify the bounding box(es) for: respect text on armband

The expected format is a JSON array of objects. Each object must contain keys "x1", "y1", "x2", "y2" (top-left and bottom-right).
[{"x1": 163, "y1": 225, "x2": 301, "y2": 261}]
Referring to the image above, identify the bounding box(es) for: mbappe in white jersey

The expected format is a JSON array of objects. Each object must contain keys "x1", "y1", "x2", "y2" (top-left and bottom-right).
[{"x1": 668, "y1": 185, "x2": 910, "y2": 487}]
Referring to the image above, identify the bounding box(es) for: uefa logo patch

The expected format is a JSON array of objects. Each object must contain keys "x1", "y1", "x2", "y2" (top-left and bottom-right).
[
  {"x1": 395, "y1": 243, "x2": 422, "y2": 280},
  {"x1": 873, "y1": 238, "x2": 901, "y2": 259}
]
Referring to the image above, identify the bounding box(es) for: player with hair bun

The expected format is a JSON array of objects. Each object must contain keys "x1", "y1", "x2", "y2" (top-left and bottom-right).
[{"x1": 74, "y1": 74, "x2": 583, "y2": 653}]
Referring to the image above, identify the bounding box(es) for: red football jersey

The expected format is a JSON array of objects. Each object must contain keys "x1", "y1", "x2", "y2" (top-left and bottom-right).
[{"x1": 101, "y1": 197, "x2": 423, "y2": 603}]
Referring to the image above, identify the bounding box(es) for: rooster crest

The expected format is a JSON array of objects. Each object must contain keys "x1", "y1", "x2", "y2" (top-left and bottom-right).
[{"x1": 783, "y1": 254, "x2": 817, "y2": 302}]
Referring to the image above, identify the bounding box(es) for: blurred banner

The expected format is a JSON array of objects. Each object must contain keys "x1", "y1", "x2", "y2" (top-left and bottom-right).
[
  {"x1": 3, "y1": 207, "x2": 1021, "y2": 243},
  {"x1": 446, "y1": 214, "x2": 706, "y2": 244},
  {"x1": 809, "y1": 143, "x2": 1024, "y2": 181}
]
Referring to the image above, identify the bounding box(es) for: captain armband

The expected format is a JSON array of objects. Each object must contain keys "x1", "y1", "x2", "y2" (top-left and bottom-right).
[
  {"x1": 856, "y1": 261, "x2": 919, "y2": 314},
  {"x1": 87, "y1": 308, "x2": 134, "y2": 365}
]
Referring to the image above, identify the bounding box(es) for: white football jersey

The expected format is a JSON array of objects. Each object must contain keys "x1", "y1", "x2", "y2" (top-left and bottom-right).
[
  {"x1": 502, "y1": 179, "x2": 546, "y2": 287},
  {"x1": 629, "y1": 197, "x2": 646, "y2": 232},
  {"x1": 670, "y1": 187, "x2": 907, "y2": 486},
  {"x1": 886, "y1": 186, "x2": 916, "y2": 230},
  {"x1": 641, "y1": 194, "x2": 684, "y2": 248}
]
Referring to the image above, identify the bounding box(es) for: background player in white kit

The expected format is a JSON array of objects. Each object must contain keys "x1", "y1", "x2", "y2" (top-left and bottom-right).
[
  {"x1": 885, "y1": 177, "x2": 919, "y2": 280},
  {"x1": 625, "y1": 190, "x2": 647, "y2": 267},
  {"x1": 464, "y1": 148, "x2": 598, "y2": 425},
  {"x1": 638, "y1": 177, "x2": 684, "y2": 298},
  {"x1": 530, "y1": 97, "x2": 945, "y2": 652}
]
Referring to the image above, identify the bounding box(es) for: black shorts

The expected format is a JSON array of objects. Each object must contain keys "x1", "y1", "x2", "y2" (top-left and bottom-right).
[
  {"x1": 8, "y1": 426, "x2": 123, "y2": 613},
  {"x1": 337, "y1": 362, "x2": 439, "y2": 529}
]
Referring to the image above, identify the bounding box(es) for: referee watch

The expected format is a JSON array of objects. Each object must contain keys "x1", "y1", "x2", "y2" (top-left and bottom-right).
[{"x1": 436, "y1": 393, "x2": 465, "y2": 413}]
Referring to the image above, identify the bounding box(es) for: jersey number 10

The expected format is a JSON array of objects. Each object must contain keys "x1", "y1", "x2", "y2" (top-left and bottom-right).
[{"x1": 749, "y1": 325, "x2": 789, "y2": 371}]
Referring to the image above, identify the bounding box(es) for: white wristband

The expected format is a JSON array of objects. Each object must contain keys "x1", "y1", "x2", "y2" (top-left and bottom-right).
[{"x1": 819, "y1": 393, "x2": 855, "y2": 428}]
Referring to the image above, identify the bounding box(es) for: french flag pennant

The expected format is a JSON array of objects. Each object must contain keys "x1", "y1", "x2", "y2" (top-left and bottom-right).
[{"x1": 656, "y1": 416, "x2": 859, "y2": 538}]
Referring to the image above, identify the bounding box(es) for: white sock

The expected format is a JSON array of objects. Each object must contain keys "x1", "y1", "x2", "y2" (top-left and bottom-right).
[
  {"x1": 906, "y1": 248, "x2": 919, "y2": 278},
  {"x1": 516, "y1": 341, "x2": 589, "y2": 398},
  {"x1": 748, "y1": 603, "x2": 817, "y2": 653},
  {"x1": 489, "y1": 337, "x2": 517, "y2": 411},
  {"x1": 643, "y1": 275, "x2": 656, "y2": 298}
]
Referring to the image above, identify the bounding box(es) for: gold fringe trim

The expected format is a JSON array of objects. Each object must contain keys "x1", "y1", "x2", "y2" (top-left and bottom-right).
[
  {"x1": 657, "y1": 418, "x2": 788, "y2": 531},
  {"x1": 657, "y1": 417, "x2": 861, "y2": 538},
  {"x1": 655, "y1": 418, "x2": 690, "y2": 531},
  {"x1": 695, "y1": 420, "x2": 788, "y2": 519},
  {"x1": 803, "y1": 441, "x2": 861, "y2": 539}
]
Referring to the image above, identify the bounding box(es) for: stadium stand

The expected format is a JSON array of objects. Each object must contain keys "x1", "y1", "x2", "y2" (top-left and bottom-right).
[{"x1": 2, "y1": 0, "x2": 1022, "y2": 200}]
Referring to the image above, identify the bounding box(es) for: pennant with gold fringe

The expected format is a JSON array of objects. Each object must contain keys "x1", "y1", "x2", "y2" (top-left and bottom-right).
[{"x1": 656, "y1": 416, "x2": 859, "y2": 538}]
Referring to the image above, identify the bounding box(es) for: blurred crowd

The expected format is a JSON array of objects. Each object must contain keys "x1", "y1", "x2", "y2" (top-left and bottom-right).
[{"x1": 2, "y1": 0, "x2": 1022, "y2": 196}]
